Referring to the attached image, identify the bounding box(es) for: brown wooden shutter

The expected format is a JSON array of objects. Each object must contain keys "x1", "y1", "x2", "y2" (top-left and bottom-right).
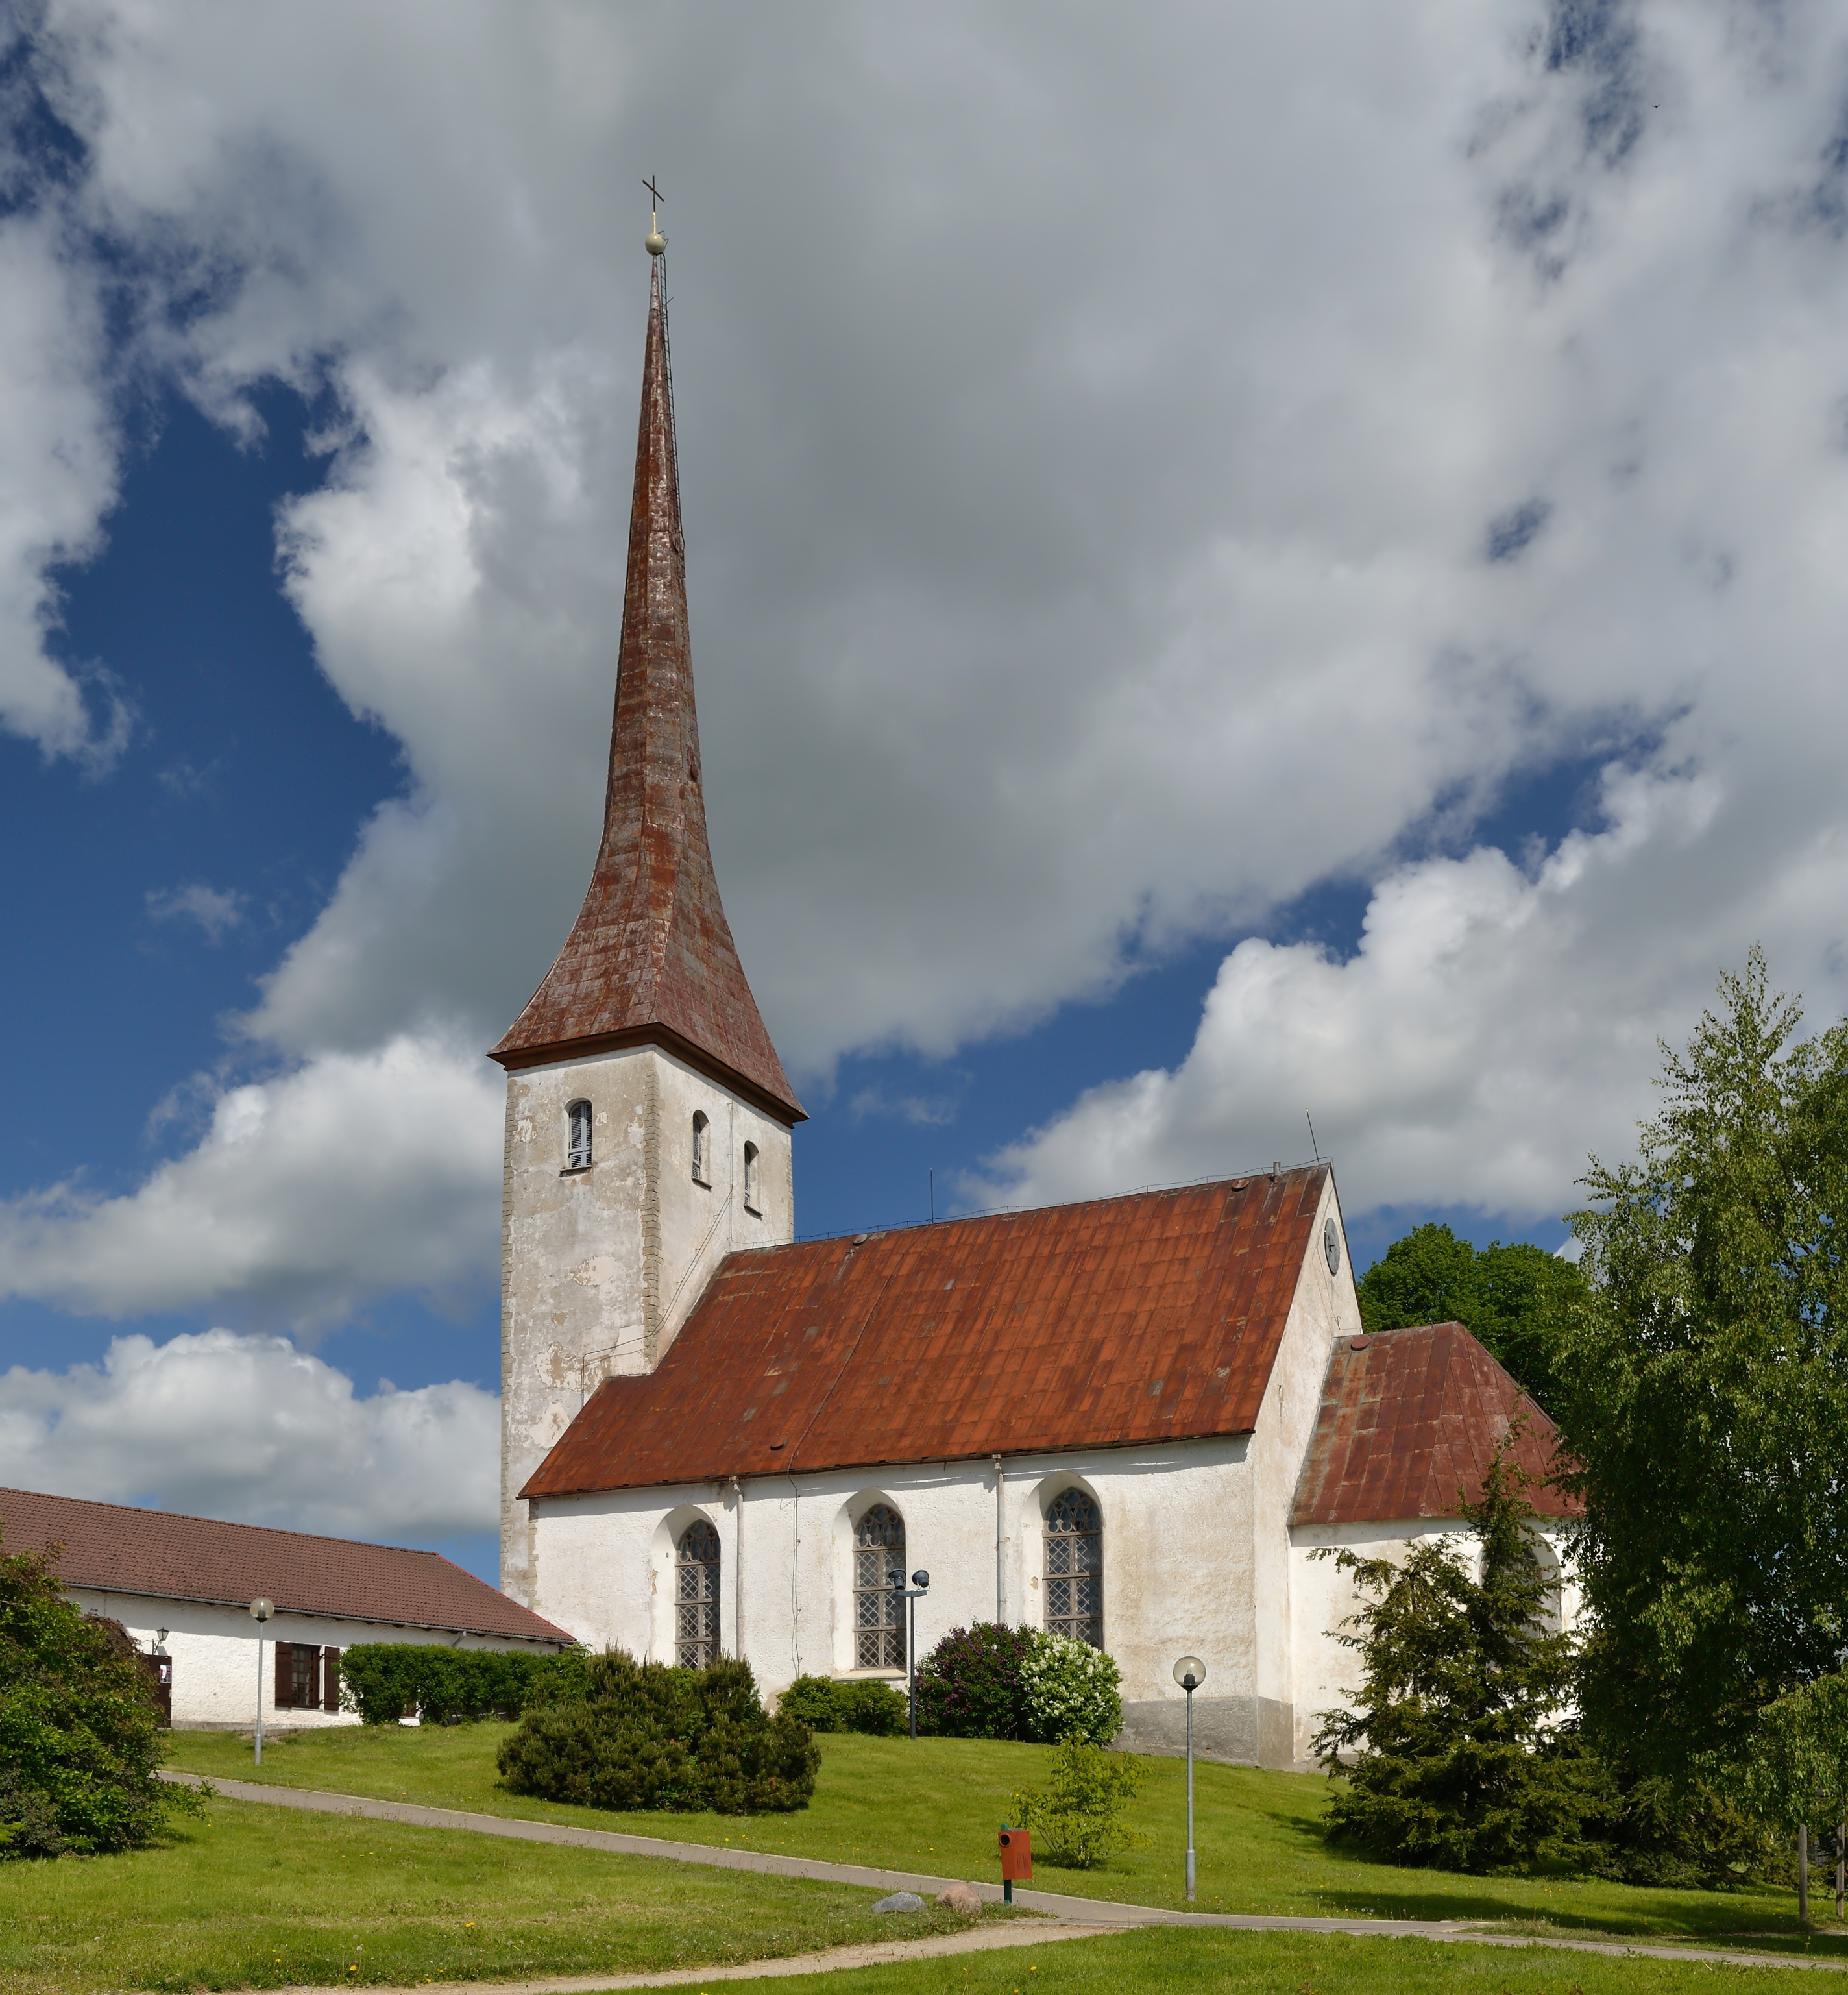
[
  {"x1": 322, "y1": 1647, "x2": 341, "y2": 1713},
  {"x1": 274, "y1": 1639, "x2": 293, "y2": 1708}
]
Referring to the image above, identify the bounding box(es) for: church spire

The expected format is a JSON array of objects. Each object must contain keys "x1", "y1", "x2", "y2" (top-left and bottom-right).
[{"x1": 490, "y1": 247, "x2": 803, "y2": 1123}]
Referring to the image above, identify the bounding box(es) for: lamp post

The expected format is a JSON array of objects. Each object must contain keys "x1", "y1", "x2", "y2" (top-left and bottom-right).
[
  {"x1": 890, "y1": 1567, "x2": 930, "y2": 1737},
  {"x1": 1173, "y1": 1655, "x2": 1206, "y2": 1902},
  {"x1": 249, "y1": 1598, "x2": 273, "y2": 1765}
]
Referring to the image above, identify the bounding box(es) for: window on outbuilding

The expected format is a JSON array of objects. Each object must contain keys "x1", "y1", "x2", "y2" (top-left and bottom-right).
[
  {"x1": 743, "y1": 1141, "x2": 759, "y2": 1210},
  {"x1": 853, "y1": 1504, "x2": 906, "y2": 1670},
  {"x1": 1045, "y1": 1488, "x2": 1104, "y2": 1648},
  {"x1": 691, "y1": 1111, "x2": 710, "y2": 1184},
  {"x1": 676, "y1": 1518, "x2": 722, "y2": 1667},
  {"x1": 566, "y1": 1099, "x2": 593, "y2": 1170},
  {"x1": 275, "y1": 1641, "x2": 322, "y2": 1709}
]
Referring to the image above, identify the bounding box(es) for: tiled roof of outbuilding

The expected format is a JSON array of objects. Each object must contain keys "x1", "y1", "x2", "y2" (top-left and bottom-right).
[
  {"x1": 1290, "y1": 1321, "x2": 1576, "y2": 1527},
  {"x1": 489, "y1": 257, "x2": 801, "y2": 1123},
  {"x1": 0, "y1": 1486, "x2": 572, "y2": 1645},
  {"x1": 522, "y1": 1167, "x2": 1333, "y2": 1497}
]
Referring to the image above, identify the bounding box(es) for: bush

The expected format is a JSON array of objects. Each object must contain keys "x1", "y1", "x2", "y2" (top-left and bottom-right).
[
  {"x1": 1021, "y1": 1632, "x2": 1123, "y2": 1746},
  {"x1": 777, "y1": 1674, "x2": 908, "y2": 1736},
  {"x1": 496, "y1": 1650, "x2": 820, "y2": 1814},
  {"x1": 0, "y1": 1532, "x2": 203, "y2": 1858},
  {"x1": 916, "y1": 1623, "x2": 1034, "y2": 1739},
  {"x1": 339, "y1": 1643, "x2": 559, "y2": 1724},
  {"x1": 1008, "y1": 1735, "x2": 1147, "y2": 1868}
]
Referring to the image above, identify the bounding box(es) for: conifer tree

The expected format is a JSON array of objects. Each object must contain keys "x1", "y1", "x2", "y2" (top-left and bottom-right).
[{"x1": 1313, "y1": 1440, "x2": 1586, "y2": 1872}]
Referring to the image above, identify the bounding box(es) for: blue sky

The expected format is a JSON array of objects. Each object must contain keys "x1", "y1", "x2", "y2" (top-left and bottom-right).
[{"x1": 3, "y1": 2, "x2": 1848, "y2": 1583}]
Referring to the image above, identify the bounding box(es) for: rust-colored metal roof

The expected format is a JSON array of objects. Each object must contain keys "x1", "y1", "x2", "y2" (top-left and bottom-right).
[
  {"x1": 1290, "y1": 1322, "x2": 1576, "y2": 1527},
  {"x1": 0, "y1": 1486, "x2": 572, "y2": 1645},
  {"x1": 489, "y1": 259, "x2": 801, "y2": 1123},
  {"x1": 522, "y1": 1168, "x2": 1330, "y2": 1497}
]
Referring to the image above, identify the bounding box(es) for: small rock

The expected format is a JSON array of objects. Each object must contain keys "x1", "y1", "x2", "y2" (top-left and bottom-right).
[
  {"x1": 935, "y1": 1881, "x2": 983, "y2": 1914},
  {"x1": 871, "y1": 1891, "x2": 925, "y2": 1915}
]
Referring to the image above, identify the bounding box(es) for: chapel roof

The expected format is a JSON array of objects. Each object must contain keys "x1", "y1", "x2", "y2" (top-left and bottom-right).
[
  {"x1": 0, "y1": 1486, "x2": 572, "y2": 1645},
  {"x1": 1289, "y1": 1321, "x2": 1576, "y2": 1528},
  {"x1": 521, "y1": 1166, "x2": 1332, "y2": 1498},
  {"x1": 489, "y1": 258, "x2": 802, "y2": 1123}
]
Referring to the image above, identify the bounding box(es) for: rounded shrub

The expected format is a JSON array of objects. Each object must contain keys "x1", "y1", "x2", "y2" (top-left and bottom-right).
[
  {"x1": 914, "y1": 1623, "x2": 1033, "y2": 1739},
  {"x1": 1020, "y1": 1632, "x2": 1123, "y2": 1746},
  {"x1": 776, "y1": 1675, "x2": 845, "y2": 1732},
  {"x1": 496, "y1": 1649, "x2": 820, "y2": 1814},
  {"x1": 776, "y1": 1675, "x2": 908, "y2": 1735}
]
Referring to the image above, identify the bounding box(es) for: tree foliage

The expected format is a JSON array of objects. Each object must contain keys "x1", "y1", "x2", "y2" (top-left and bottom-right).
[
  {"x1": 1557, "y1": 951, "x2": 1848, "y2": 1783},
  {"x1": 1732, "y1": 1671, "x2": 1848, "y2": 1841},
  {"x1": 1356, "y1": 1222, "x2": 1586, "y2": 1411},
  {"x1": 1313, "y1": 1442, "x2": 1587, "y2": 1872},
  {"x1": 495, "y1": 1649, "x2": 819, "y2": 1813},
  {"x1": 0, "y1": 1533, "x2": 201, "y2": 1857}
]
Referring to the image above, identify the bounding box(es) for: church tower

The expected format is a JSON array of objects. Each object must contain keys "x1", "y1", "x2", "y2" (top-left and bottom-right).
[{"x1": 489, "y1": 246, "x2": 803, "y2": 1604}]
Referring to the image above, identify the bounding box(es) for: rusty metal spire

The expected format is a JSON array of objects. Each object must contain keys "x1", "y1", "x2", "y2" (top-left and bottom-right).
[{"x1": 490, "y1": 252, "x2": 803, "y2": 1122}]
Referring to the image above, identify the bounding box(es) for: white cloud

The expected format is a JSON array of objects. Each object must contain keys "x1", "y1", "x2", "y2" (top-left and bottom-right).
[
  {"x1": 145, "y1": 881, "x2": 247, "y2": 942},
  {"x1": 0, "y1": 1036, "x2": 502, "y2": 1325},
  {"x1": 979, "y1": 758, "x2": 1848, "y2": 1221},
  {"x1": 0, "y1": 1328, "x2": 496, "y2": 1539}
]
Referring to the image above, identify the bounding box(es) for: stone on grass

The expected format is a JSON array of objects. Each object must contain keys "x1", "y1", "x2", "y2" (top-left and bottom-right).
[
  {"x1": 871, "y1": 1891, "x2": 925, "y2": 1915},
  {"x1": 936, "y1": 1881, "x2": 983, "y2": 1914}
]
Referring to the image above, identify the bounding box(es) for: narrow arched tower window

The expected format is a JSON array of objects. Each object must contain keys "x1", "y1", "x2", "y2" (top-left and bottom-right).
[
  {"x1": 675, "y1": 1517, "x2": 722, "y2": 1667},
  {"x1": 743, "y1": 1141, "x2": 759, "y2": 1210},
  {"x1": 566, "y1": 1100, "x2": 593, "y2": 1171},
  {"x1": 853, "y1": 1504, "x2": 906, "y2": 1669},
  {"x1": 692, "y1": 1110, "x2": 710, "y2": 1184},
  {"x1": 1045, "y1": 1489, "x2": 1103, "y2": 1648}
]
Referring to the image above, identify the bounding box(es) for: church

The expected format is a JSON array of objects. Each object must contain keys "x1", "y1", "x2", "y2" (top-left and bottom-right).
[{"x1": 487, "y1": 247, "x2": 1574, "y2": 1770}]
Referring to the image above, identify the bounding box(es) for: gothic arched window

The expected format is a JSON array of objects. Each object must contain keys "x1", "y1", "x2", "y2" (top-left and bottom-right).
[
  {"x1": 566, "y1": 1099, "x2": 593, "y2": 1171},
  {"x1": 675, "y1": 1518, "x2": 722, "y2": 1667},
  {"x1": 853, "y1": 1503, "x2": 905, "y2": 1669},
  {"x1": 692, "y1": 1111, "x2": 710, "y2": 1185},
  {"x1": 743, "y1": 1141, "x2": 759, "y2": 1210},
  {"x1": 1045, "y1": 1488, "x2": 1103, "y2": 1648}
]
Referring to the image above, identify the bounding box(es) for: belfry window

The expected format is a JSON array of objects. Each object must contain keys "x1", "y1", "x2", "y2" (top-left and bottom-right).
[
  {"x1": 692, "y1": 1111, "x2": 710, "y2": 1184},
  {"x1": 743, "y1": 1141, "x2": 760, "y2": 1211},
  {"x1": 1045, "y1": 1489, "x2": 1103, "y2": 1648},
  {"x1": 566, "y1": 1100, "x2": 593, "y2": 1171},
  {"x1": 675, "y1": 1518, "x2": 722, "y2": 1667},
  {"x1": 853, "y1": 1504, "x2": 906, "y2": 1670}
]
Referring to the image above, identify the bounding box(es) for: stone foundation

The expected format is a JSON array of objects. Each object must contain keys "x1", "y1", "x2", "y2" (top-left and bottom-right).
[{"x1": 1113, "y1": 1693, "x2": 1295, "y2": 1769}]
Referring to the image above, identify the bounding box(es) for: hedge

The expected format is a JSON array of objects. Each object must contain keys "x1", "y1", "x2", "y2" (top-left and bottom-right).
[{"x1": 338, "y1": 1644, "x2": 572, "y2": 1724}]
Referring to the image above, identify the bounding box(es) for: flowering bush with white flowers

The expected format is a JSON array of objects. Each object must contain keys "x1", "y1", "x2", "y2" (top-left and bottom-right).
[{"x1": 1020, "y1": 1631, "x2": 1123, "y2": 1745}]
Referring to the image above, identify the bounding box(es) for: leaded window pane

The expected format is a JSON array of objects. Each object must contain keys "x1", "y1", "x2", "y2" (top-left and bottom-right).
[
  {"x1": 675, "y1": 1519, "x2": 722, "y2": 1667},
  {"x1": 853, "y1": 1504, "x2": 905, "y2": 1670},
  {"x1": 1045, "y1": 1490, "x2": 1103, "y2": 1648}
]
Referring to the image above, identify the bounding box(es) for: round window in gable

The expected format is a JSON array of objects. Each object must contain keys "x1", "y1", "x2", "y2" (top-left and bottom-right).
[{"x1": 1323, "y1": 1217, "x2": 1342, "y2": 1275}]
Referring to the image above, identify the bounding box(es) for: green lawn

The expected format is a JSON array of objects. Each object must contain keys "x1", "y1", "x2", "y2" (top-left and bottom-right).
[
  {"x1": 0, "y1": 1793, "x2": 980, "y2": 1995},
  {"x1": 169, "y1": 1725, "x2": 1843, "y2": 1950},
  {"x1": 625, "y1": 1926, "x2": 1848, "y2": 1994}
]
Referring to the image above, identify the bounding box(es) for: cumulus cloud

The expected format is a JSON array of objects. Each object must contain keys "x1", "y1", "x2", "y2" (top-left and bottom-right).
[
  {"x1": 0, "y1": 1328, "x2": 496, "y2": 1539},
  {"x1": 0, "y1": 1036, "x2": 502, "y2": 1325},
  {"x1": 3, "y1": 0, "x2": 1848, "y2": 1325}
]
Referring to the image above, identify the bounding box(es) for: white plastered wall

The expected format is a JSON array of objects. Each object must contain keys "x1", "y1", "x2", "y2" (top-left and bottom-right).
[
  {"x1": 69, "y1": 1588, "x2": 557, "y2": 1730},
  {"x1": 500, "y1": 1041, "x2": 794, "y2": 1603}
]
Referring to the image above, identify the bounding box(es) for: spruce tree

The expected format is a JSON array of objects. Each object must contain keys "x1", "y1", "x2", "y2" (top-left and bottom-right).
[{"x1": 1313, "y1": 1440, "x2": 1586, "y2": 1872}]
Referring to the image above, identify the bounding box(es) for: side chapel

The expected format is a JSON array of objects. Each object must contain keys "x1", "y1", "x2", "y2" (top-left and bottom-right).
[{"x1": 488, "y1": 249, "x2": 1574, "y2": 1769}]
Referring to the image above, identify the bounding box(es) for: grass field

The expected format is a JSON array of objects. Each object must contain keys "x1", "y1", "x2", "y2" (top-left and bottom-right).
[
  {"x1": 0, "y1": 1793, "x2": 982, "y2": 1995},
  {"x1": 169, "y1": 1724, "x2": 1845, "y2": 1950},
  {"x1": 597, "y1": 1925, "x2": 1848, "y2": 1994}
]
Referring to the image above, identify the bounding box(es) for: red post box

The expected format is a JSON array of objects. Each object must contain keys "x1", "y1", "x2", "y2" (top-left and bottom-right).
[{"x1": 998, "y1": 1826, "x2": 1032, "y2": 1881}]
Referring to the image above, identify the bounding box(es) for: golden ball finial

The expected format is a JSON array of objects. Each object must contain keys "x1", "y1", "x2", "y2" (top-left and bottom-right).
[{"x1": 646, "y1": 229, "x2": 667, "y2": 256}]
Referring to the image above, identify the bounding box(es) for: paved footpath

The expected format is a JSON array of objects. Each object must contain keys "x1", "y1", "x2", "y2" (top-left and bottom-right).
[{"x1": 165, "y1": 1771, "x2": 1848, "y2": 1981}]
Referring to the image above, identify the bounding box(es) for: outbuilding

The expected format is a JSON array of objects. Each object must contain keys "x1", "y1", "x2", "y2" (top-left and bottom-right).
[{"x1": 1, "y1": 1486, "x2": 571, "y2": 1730}]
